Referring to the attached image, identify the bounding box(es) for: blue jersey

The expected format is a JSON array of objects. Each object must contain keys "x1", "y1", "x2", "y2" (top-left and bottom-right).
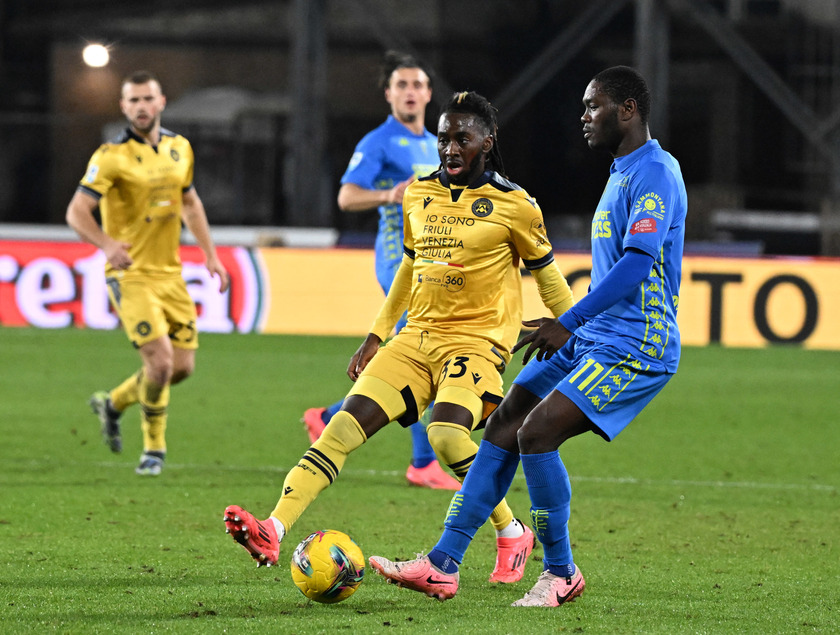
[
  {"x1": 341, "y1": 115, "x2": 438, "y2": 292},
  {"x1": 578, "y1": 139, "x2": 687, "y2": 372}
]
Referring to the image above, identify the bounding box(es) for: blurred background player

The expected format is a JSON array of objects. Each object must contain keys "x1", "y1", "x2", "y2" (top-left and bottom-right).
[
  {"x1": 302, "y1": 50, "x2": 459, "y2": 490},
  {"x1": 370, "y1": 65, "x2": 687, "y2": 607},
  {"x1": 224, "y1": 91, "x2": 575, "y2": 585},
  {"x1": 66, "y1": 70, "x2": 230, "y2": 476}
]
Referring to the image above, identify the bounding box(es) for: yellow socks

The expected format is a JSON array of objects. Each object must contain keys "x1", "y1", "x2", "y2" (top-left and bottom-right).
[
  {"x1": 139, "y1": 372, "x2": 169, "y2": 453},
  {"x1": 271, "y1": 410, "x2": 366, "y2": 532},
  {"x1": 110, "y1": 369, "x2": 142, "y2": 412}
]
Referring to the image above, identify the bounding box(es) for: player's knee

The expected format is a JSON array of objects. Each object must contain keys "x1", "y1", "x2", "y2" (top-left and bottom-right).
[
  {"x1": 317, "y1": 411, "x2": 367, "y2": 455},
  {"x1": 483, "y1": 410, "x2": 520, "y2": 451},
  {"x1": 142, "y1": 344, "x2": 174, "y2": 386},
  {"x1": 170, "y1": 362, "x2": 194, "y2": 385},
  {"x1": 170, "y1": 369, "x2": 189, "y2": 384},
  {"x1": 144, "y1": 364, "x2": 172, "y2": 387},
  {"x1": 517, "y1": 417, "x2": 552, "y2": 454},
  {"x1": 426, "y1": 422, "x2": 471, "y2": 463}
]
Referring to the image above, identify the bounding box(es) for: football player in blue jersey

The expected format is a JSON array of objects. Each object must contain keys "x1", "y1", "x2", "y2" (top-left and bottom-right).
[
  {"x1": 370, "y1": 65, "x2": 688, "y2": 606},
  {"x1": 302, "y1": 51, "x2": 460, "y2": 490}
]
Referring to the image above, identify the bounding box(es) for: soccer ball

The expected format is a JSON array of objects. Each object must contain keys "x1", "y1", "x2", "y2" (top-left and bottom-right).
[{"x1": 290, "y1": 530, "x2": 365, "y2": 603}]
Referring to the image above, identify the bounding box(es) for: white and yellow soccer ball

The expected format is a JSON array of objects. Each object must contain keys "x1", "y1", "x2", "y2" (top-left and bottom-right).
[{"x1": 290, "y1": 530, "x2": 365, "y2": 603}]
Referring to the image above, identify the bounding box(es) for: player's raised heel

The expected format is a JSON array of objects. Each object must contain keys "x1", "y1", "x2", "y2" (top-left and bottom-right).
[
  {"x1": 369, "y1": 554, "x2": 459, "y2": 600},
  {"x1": 489, "y1": 523, "x2": 535, "y2": 583},
  {"x1": 511, "y1": 568, "x2": 585, "y2": 607},
  {"x1": 223, "y1": 505, "x2": 280, "y2": 567}
]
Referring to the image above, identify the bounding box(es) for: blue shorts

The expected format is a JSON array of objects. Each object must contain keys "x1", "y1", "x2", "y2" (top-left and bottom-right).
[{"x1": 513, "y1": 335, "x2": 674, "y2": 441}]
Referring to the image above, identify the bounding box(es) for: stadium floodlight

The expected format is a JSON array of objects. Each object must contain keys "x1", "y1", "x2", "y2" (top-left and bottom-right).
[{"x1": 82, "y1": 43, "x2": 110, "y2": 68}]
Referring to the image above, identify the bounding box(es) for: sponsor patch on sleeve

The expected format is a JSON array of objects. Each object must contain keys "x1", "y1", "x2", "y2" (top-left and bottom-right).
[
  {"x1": 630, "y1": 217, "x2": 657, "y2": 235},
  {"x1": 347, "y1": 152, "x2": 363, "y2": 171},
  {"x1": 84, "y1": 164, "x2": 100, "y2": 184}
]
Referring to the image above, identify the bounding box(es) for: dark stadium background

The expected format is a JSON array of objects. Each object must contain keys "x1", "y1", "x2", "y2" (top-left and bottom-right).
[{"x1": 2, "y1": 0, "x2": 839, "y2": 256}]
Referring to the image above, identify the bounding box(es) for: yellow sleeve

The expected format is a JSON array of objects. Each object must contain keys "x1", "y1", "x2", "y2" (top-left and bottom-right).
[
  {"x1": 79, "y1": 144, "x2": 116, "y2": 197},
  {"x1": 181, "y1": 137, "x2": 195, "y2": 190},
  {"x1": 532, "y1": 261, "x2": 575, "y2": 317},
  {"x1": 369, "y1": 254, "x2": 414, "y2": 340}
]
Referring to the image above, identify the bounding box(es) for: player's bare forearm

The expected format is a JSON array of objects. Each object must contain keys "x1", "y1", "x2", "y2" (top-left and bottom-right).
[
  {"x1": 512, "y1": 317, "x2": 572, "y2": 364},
  {"x1": 182, "y1": 189, "x2": 230, "y2": 292},
  {"x1": 181, "y1": 193, "x2": 214, "y2": 252},
  {"x1": 337, "y1": 177, "x2": 414, "y2": 212},
  {"x1": 348, "y1": 334, "x2": 382, "y2": 381}
]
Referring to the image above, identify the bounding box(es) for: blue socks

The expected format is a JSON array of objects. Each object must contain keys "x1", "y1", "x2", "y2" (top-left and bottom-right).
[
  {"x1": 546, "y1": 563, "x2": 576, "y2": 578},
  {"x1": 429, "y1": 440, "x2": 520, "y2": 569},
  {"x1": 521, "y1": 451, "x2": 574, "y2": 571},
  {"x1": 410, "y1": 418, "x2": 436, "y2": 469},
  {"x1": 323, "y1": 400, "x2": 343, "y2": 423},
  {"x1": 428, "y1": 548, "x2": 460, "y2": 574}
]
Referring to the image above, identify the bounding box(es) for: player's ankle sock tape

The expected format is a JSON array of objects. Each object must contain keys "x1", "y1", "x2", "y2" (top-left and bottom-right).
[
  {"x1": 428, "y1": 548, "x2": 460, "y2": 574},
  {"x1": 546, "y1": 563, "x2": 576, "y2": 578}
]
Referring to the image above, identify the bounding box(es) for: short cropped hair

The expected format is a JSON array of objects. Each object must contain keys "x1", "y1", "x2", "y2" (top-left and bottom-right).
[
  {"x1": 122, "y1": 70, "x2": 162, "y2": 90},
  {"x1": 592, "y1": 65, "x2": 650, "y2": 125}
]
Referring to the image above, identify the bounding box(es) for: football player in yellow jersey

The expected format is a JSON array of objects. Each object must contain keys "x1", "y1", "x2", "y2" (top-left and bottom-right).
[
  {"x1": 66, "y1": 70, "x2": 229, "y2": 476},
  {"x1": 303, "y1": 50, "x2": 459, "y2": 492},
  {"x1": 224, "y1": 91, "x2": 574, "y2": 586}
]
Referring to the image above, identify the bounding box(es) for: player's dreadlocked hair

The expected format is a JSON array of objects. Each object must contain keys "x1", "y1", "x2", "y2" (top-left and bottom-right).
[
  {"x1": 592, "y1": 66, "x2": 651, "y2": 125},
  {"x1": 378, "y1": 50, "x2": 434, "y2": 90},
  {"x1": 441, "y1": 91, "x2": 506, "y2": 177}
]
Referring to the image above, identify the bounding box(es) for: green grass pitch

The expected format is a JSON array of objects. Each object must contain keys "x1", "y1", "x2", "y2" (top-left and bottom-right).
[{"x1": 1, "y1": 327, "x2": 838, "y2": 633}]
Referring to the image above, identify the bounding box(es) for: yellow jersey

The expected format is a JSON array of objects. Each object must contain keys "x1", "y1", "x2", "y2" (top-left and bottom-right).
[
  {"x1": 77, "y1": 127, "x2": 195, "y2": 277},
  {"x1": 402, "y1": 169, "x2": 555, "y2": 354}
]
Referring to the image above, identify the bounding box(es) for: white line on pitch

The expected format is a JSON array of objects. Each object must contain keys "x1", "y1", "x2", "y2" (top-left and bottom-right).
[{"x1": 79, "y1": 460, "x2": 837, "y2": 493}]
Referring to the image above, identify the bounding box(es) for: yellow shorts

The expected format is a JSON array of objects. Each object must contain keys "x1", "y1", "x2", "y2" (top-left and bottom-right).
[
  {"x1": 106, "y1": 274, "x2": 198, "y2": 350},
  {"x1": 348, "y1": 327, "x2": 504, "y2": 429}
]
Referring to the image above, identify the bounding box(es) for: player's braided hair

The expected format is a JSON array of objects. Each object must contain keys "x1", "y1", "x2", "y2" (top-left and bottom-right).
[
  {"x1": 378, "y1": 50, "x2": 433, "y2": 90},
  {"x1": 441, "y1": 91, "x2": 506, "y2": 177}
]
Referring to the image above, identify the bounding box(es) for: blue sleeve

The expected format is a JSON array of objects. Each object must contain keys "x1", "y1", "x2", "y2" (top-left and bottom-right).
[
  {"x1": 340, "y1": 130, "x2": 386, "y2": 189},
  {"x1": 623, "y1": 161, "x2": 680, "y2": 259},
  {"x1": 559, "y1": 248, "x2": 654, "y2": 332}
]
